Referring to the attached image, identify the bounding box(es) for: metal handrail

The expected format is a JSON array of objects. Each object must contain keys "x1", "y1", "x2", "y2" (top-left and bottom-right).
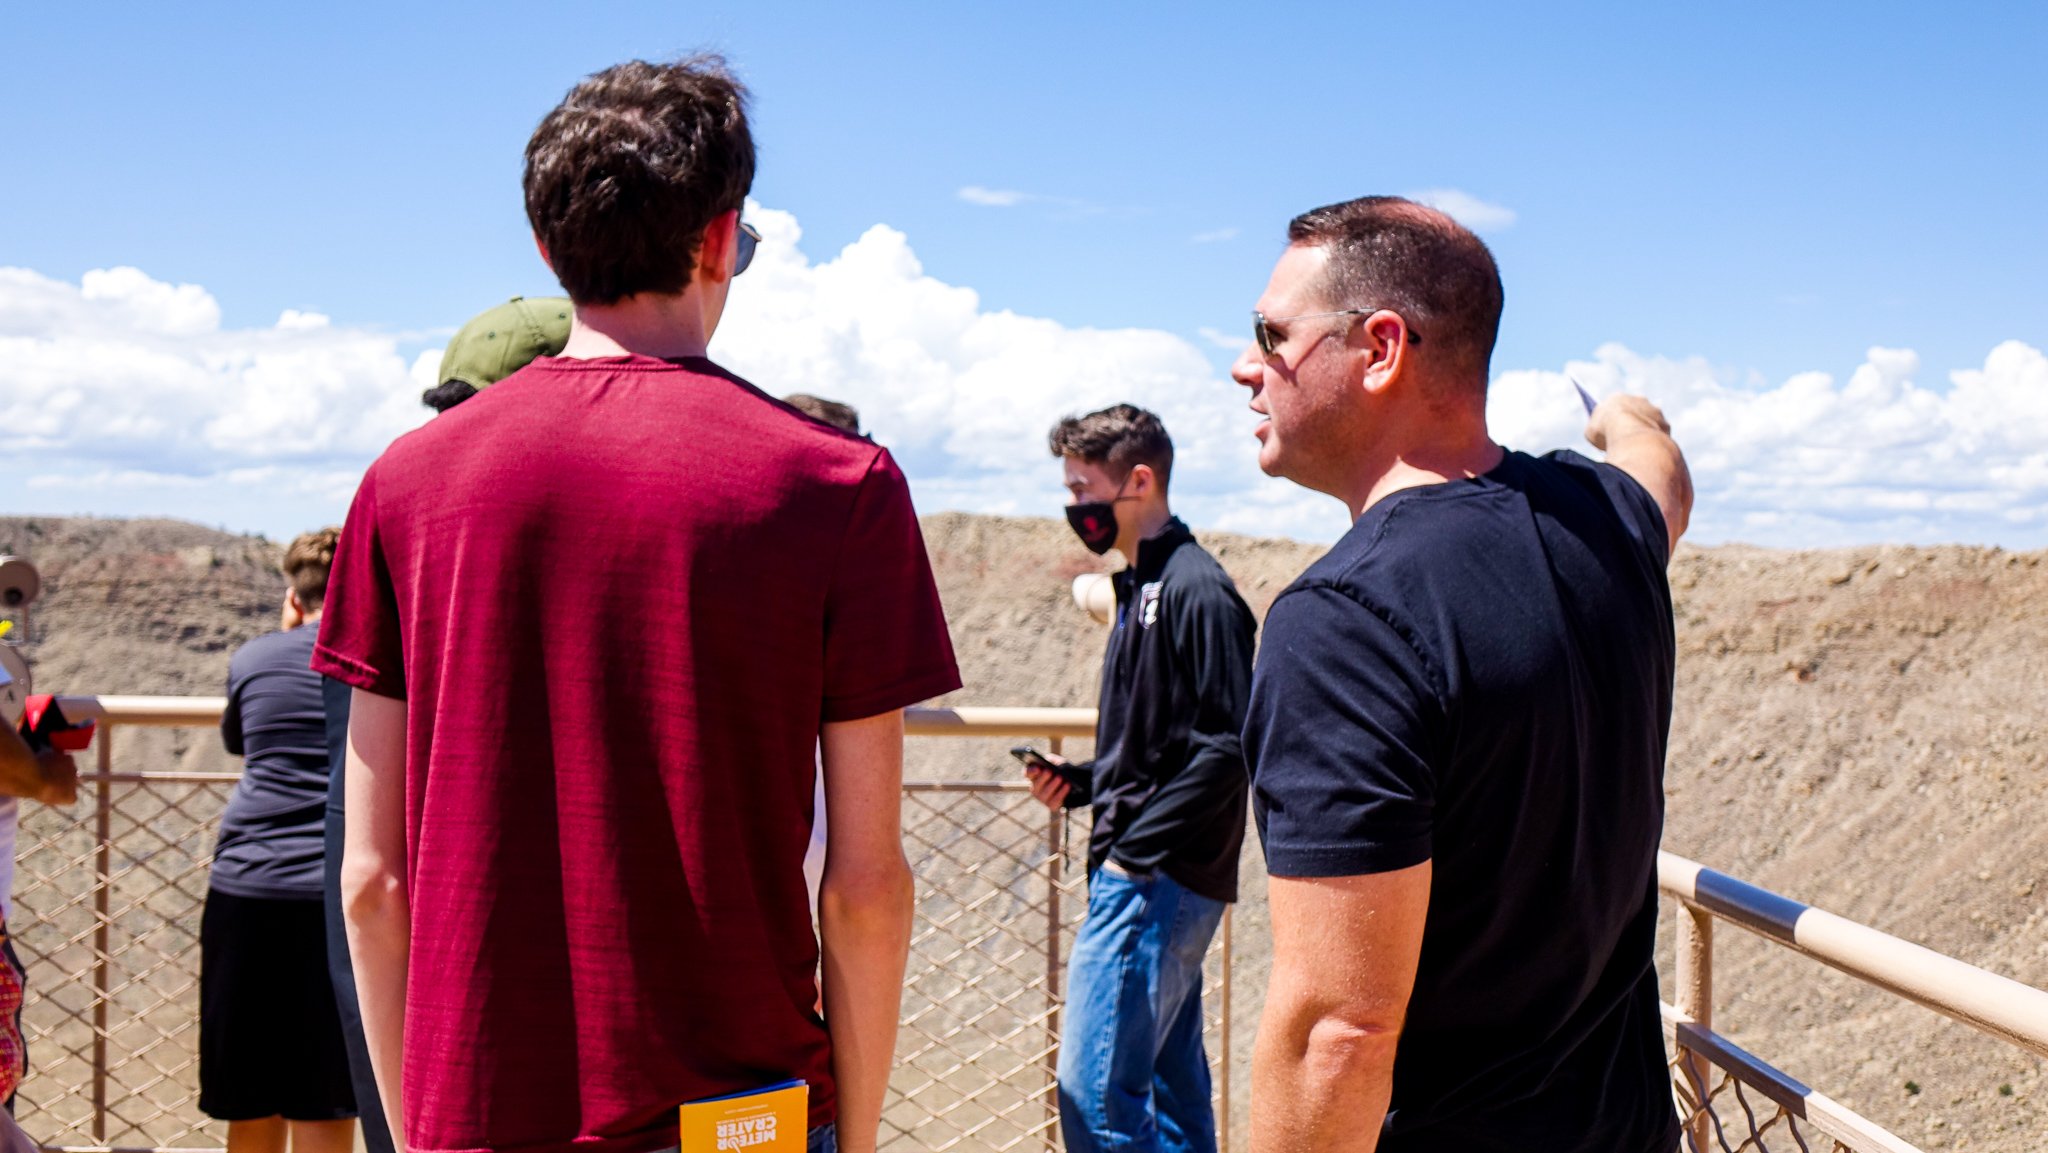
[
  {"x1": 53, "y1": 695, "x2": 1100, "y2": 738},
  {"x1": 1659, "y1": 850, "x2": 2048, "y2": 1060},
  {"x1": 56, "y1": 695, "x2": 2048, "y2": 1146},
  {"x1": 57, "y1": 694, "x2": 2048, "y2": 1058}
]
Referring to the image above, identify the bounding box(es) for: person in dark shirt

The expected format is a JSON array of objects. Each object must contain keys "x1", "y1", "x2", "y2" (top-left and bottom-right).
[
  {"x1": 1027, "y1": 404, "x2": 1256, "y2": 1153},
  {"x1": 317, "y1": 294, "x2": 571, "y2": 1153},
  {"x1": 205, "y1": 528, "x2": 357, "y2": 1153},
  {"x1": 1230, "y1": 196, "x2": 1694, "y2": 1153}
]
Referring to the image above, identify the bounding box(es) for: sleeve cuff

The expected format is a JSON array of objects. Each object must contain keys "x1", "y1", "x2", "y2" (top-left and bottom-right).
[
  {"x1": 311, "y1": 643, "x2": 405, "y2": 701},
  {"x1": 822, "y1": 666, "x2": 963, "y2": 723},
  {"x1": 1261, "y1": 835, "x2": 1432, "y2": 879}
]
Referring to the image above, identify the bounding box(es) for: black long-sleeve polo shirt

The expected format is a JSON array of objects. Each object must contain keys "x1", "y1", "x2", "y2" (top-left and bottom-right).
[{"x1": 1063, "y1": 518, "x2": 1257, "y2": 903}]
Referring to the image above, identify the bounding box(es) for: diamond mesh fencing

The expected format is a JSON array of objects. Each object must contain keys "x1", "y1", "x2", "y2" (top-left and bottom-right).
[
  {"x1": 890, "y1": 783, "x2": 1228, "y2": 1152},
  {"x1": 1667, "y1": 1023, "x2": 1919, "y2": 1153},
  {"x1": 10, "y1": 743, "x2": 235, "y2": 1151},
  {"x1": 1, "y1": 726, "x2": 1228, "y2": 1153}
]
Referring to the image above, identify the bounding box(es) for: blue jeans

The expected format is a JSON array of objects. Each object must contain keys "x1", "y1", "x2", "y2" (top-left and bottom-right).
[
  {"x1": 648, "y1": 1124, "x2": 833, "y2": 1152},
  {"x1": 1057, "y1": 864, "x2": 1226, "y2": 1153}
]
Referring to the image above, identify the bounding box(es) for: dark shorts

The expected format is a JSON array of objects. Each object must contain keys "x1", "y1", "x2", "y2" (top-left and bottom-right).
[{"x1": 199, "y1": 889, "x2": 357, "y2": 1122}]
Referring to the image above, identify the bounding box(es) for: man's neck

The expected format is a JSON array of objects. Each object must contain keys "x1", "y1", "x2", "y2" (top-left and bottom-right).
[
  {"x1": 1344, "y1": 427, "x2": 1505, "y2": 521},
  {"x1": 559, "y1": 291, "x2": 717, "y2": 360},
  {"x1": 1115, "y1": 504, "x2": 1176, "y2": 568}
]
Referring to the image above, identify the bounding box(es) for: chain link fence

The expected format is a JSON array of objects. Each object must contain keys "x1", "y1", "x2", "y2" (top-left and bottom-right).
[
  {"x1": 1665, "y1": 1016, "x2": 1922, "y2": 1153},
  {"x1": 4, "y1": 704, "x2": 1951, "y2": 1153},
  {"x1": 5, "y1": 720, "x2": 1228, "y2": 1153}
]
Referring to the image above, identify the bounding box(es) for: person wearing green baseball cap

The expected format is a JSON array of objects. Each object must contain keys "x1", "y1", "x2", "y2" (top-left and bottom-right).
[
  {"x1": 315, "y1": 292, "x2": 572, "y2": 1153},
  {"x1": 419, "y1": 296, "x2": 572, "y2": 413}
]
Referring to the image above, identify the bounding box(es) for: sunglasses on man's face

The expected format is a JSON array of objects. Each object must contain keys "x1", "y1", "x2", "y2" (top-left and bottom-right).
[
  {"x1": 1252, "y1": 308, "x2": 1422, "y2": 357},
  {"x1": 735, "y1": 221, "x2": 762, "y2": 276}
]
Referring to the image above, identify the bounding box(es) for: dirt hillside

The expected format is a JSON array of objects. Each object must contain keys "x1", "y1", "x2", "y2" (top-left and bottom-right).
[{"x1": 4, "y1": 512, "x2": 2045, "y2": 1149}]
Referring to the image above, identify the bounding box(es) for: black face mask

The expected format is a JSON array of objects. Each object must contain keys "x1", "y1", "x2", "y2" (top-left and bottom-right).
[
  {"x1": 1065, "y1": 478, "x2": 1131, "y2": 555},
  {"x1": 1065, "y1": 502, "x2": 1118, "y2": 554}
]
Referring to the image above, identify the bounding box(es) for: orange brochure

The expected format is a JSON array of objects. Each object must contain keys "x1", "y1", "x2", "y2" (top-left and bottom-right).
[{"x1": 678, "y1": 1080, "x2": 808, "y2": 1152}]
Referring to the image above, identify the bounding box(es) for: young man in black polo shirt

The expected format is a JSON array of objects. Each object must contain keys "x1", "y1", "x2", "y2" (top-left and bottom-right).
[
  {"x1": 1231, "y1": 196, "x2": 1693, "y2": 1153},
  {"x1": 1027, "y1": 404, "x2": 1256, "y2": 1153}
]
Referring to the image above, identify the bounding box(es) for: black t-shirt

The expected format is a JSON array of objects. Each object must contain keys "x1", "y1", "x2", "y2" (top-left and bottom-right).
[
  {"x1": 1246, "y1": 449, "x2": 1679, "y2": 1153},
  {"x1": 213, "y1": 624, "x2": 329, "y2": 900}
]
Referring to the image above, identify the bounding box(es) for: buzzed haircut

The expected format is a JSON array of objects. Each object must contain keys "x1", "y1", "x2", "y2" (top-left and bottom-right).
[
  {"x1": 1287, "y1": 196, "x2": 1505, "y2": 389},
  {"x1": 1047, "y1": 404, "x2": 1174, "y2": 490},
  {"x1": 281, "y1": 526, "x2": 341, "y2": 611},
  {"x1": 784, "y1": 394, "x2": 862, "y2": 434},
  {"x1": 524, "y1": 56, "x2": 756, "y2": 305}
]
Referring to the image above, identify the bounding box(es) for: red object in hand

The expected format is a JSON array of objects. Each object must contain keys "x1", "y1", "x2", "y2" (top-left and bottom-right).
[{"x1": 21, "y1": 695, "x2": 95, "y2": 752}]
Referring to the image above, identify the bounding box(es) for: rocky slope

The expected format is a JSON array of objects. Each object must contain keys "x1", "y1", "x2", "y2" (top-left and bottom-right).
[{"x1": 4, "y1": 512, "x2": 2044, "y2": 1149}]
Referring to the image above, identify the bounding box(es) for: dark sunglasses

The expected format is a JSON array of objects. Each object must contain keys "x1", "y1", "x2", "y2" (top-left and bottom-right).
[
  {"x1": 735, "y1": 221, "x2": 761, "y2": 276},
  {"x1": 1253, "y1": 308, "x2": 1422, "y2": 357}
]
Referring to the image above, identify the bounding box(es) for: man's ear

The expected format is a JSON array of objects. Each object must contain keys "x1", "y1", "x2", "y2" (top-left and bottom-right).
[
  {"x1": 533, "y1": 234, "x2": 553, "y2": 273},
  {"x1": 1128, "y1": 463, "x2": 1156, "y2": 500},
  {"x1": 1357, "y1": 310, "x2": 1412, "y2": 396},
  {"x1": 695, "y1": 209, "x2": 741, "y2": 286}
]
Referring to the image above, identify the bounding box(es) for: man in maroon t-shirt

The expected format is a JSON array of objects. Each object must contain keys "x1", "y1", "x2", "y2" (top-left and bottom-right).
[{"x1": 317, "y1": 57, "x2": 960, "y2": 1153}]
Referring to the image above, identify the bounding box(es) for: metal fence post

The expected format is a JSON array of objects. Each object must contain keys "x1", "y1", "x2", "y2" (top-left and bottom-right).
[
  {"x1": 1044, "y1": 735, "x2": 1065, "y2": 1147},
  {"x1": 1675, "y1": 902, "x2": 1713, "y2": 1151},
  {"x1": 91, "y1": 722, "x2": 113, "y2": 1145},
  {"x1": 1218, "y1": 907, "x2": 1232, "y2": 1153}
]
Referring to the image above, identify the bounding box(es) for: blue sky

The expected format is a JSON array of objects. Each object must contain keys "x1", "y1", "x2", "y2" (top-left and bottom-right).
[{"x1": 4, "y1": 2, "x2": 2045, "y2": 546}]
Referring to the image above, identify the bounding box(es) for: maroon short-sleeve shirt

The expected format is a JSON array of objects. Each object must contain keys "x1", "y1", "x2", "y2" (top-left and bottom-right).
[{"x1": 313, "y1": 356, "x2": 960, "y2": 1153}]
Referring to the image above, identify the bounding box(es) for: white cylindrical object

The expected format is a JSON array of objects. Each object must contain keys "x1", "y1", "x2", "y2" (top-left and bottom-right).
[{"x1": 1072, "y1": 573, "x2": 1114, "y2": 625}]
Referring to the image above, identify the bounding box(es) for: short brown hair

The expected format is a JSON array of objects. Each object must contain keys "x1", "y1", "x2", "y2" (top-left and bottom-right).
[
  {"x1": 1047, "y1": 404, "x2": 1174, "y2": 489},
  {"x1": 524, "y1": 57, "x2": 756, "y2": 304},
  {"x1": 784, "y1": 394, "x2": 862, "y2": 434},
  {"x1": 1287, "y1": 196, "x2": 1504, "y2": 388},
  {"x1": 282, "y1": 527, "x2": 340, "y2": 610}
]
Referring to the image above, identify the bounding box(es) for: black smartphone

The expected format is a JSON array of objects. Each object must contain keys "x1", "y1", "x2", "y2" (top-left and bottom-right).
[
  {"x1": 1010, "y1": 745, "x2": 1057, "y2": 772},
  {"x1": 1011, "y1": 745, "x2": 1084, "y2": 789}
]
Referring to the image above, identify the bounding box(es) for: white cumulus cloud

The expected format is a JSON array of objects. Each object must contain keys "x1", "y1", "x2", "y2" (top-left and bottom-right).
[
  {"x1": 0, "y1": 266, "x2": 431, "y2": 531},
  {"x1": 710, "y1": 204, "x2": 1342, "y2": 541},
  {"x1": 1488, "y1": 341, "x2": 2048, "y2": 546},
  {"x1": 1409, "y1": 188, "x2": 1517, "y2": 232},
  {"x1": 3, "y1": 206, "x2": 2043, "y2": 551}
]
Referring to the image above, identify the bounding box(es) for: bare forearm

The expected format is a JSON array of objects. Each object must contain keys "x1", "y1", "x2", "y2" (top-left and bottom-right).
[
  {"x1": 818, "y1": 863, "x2": 914, "y2": 1153},
  {"x1": 1587, "y1": 396, "x2": 1693, "y2": 555},
  {"x1": 343, "y1": 688, "x2": 411, "y2": 1151},
  {"x1": 0, "y1": 731, "x2": 42, "y2": 799},
  {"x1": 344, "y1": 870, "x2": 409, "y2": 1150},
  {"x1": 1607, "y1": 430, "x2": 1691, "y2": 545},
  {"x1": 1251, "y1": 994, "x2": 1399, "y2": 1153}
]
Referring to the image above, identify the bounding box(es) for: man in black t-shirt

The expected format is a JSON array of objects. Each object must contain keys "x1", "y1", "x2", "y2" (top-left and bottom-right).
[{"x1": 1229, "y1": 197, "x2": 1694, "y2": 1153}]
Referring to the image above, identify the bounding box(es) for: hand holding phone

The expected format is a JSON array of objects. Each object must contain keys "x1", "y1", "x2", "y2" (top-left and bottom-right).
[{"x1": 1011, "y1": 745, "x2": 1079, "y2": 811}]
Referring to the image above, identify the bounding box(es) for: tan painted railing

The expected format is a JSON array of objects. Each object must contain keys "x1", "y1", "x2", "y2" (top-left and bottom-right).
[
  {"x1": 30, "y1": 696, "x2": 2048, "y2": 1152},
  {"x1": 1660, "y1": 851, "x2": 2048, "y2": 1152}
]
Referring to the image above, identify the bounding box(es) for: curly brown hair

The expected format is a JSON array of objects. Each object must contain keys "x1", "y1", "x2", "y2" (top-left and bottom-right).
[
  {"x1": 523, "y1": 56, "x2": 755, "y2": 304},
  {"x1": 281, "y1": 527, "x2": 340, "y2": 610}
]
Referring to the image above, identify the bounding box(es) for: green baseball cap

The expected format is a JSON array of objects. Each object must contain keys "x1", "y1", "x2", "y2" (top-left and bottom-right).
[{"x1": 438, "y1": 296, "x2": 572, "y2": 390}]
